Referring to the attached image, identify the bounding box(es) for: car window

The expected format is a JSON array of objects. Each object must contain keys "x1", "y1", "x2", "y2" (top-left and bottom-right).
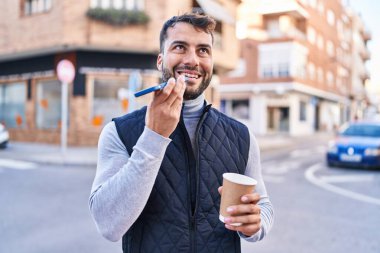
[{"x1": 341, "y1": 124, "x2": 380, "y2": 137}]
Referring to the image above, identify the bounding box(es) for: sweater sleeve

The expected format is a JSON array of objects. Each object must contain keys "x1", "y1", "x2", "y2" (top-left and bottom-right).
[
  {"x1": 89, "y1": 121, "x2": 171, "y2": 242},
  {"x1": 239, "y1": 130, "x2": 274, "y2": 242}
]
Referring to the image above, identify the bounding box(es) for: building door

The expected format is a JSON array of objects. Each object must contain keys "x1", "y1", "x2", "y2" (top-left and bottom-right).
[
  {"x1": 279, "y1": 107, "x2": 289, "y2": 132},
  {"x1": 314, "y1": 104, "x2": 320, "y2": 131},
  {"x1": 267, "y1": 107, "x2": 289, "y2": 132}
]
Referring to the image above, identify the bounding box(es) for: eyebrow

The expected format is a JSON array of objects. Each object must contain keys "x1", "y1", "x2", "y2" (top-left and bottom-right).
[{"x1": 170, "y1": 40, "x2": 212, "y2": 49}]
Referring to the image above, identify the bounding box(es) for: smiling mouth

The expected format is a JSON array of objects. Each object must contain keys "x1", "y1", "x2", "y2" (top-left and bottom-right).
[{"x1": 176, "y1": 71, "x2": 201, "y2": 80}]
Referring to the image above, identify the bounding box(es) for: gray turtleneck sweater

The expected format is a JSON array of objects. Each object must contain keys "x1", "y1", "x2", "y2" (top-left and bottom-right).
[{"x1": 89, "y1": 94, "x2": 274, "y2": 243}]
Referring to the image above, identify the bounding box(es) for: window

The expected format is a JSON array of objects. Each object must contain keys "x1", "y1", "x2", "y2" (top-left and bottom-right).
[
  {"x1": 262, "y1": 65, "x2": 274, "y2": 78},
  {"x1": 327, "y1": 9, "x2": 335, "y2": 26},
  {"x1": 214, "y1": 21, "x2": 223, "y2": 49},
  {"x1": 308, "y1": 62, "x2": 315, "y2": 80},
  {"x1": 318, "y1": 2, "x2": 324, "y2": 15},
  {"x1": 299, "y1": 101, "x2": 307, "y2": 121},
  {"x1": 35, "y1": 80, "x2": 62, "y2": 129},
  {"x1": 232, "y1": 100, "x2": 250, "y2": 120},
  {"x1": 278, "y1": 63, "x2": 289, "y2": 77},
  {"x1": 267, "y1": 19, "x2": 281, "y2": 38},
  {"x1": 92, "y1": 78, "x2": 132, "y2": 127},
  {"x1": 309, "y1": 0, "x2": 317, "y2": 8},
  {"x1": 307, "y1": 26, "x2": 316, "y2": 45},
  {"x1": 326, "y1": 71, "x2": 334, "y2": 87},
  {"x1": 90, "y1": 0, "x2": 144, "y2": 10},
  {"x1": 0, "y1": 82, "x2": 26, "y2": 128},
  {"x1": 23, "y1": 0, "x2": 52, "y2": 16},
  {"x1": 317, "y1": 67, "x2": 324, "y2": 83},
  {"x1": 326, "y1": 40, "x2": 335, "y2": 57},
  {"x1": 317, "y1": 34, "x2": 324, "y2": 50}
]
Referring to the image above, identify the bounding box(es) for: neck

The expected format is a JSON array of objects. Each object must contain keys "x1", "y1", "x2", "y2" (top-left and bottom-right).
[{"x1": 183, "y1": 94, "x2": 205, "y2": 117}]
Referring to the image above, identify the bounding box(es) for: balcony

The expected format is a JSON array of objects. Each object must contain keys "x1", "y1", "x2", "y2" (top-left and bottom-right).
[
  {"x1": 254, "y1": 0, "x2": 309, "y2": 20},
  {"x1": 361, "y1": 29, "x2": 372, "y2": 41},
  {"x1": 360, "y1": 71, "x2": 370, "y2": 82},
  {"x1": 284, "y1": 28, "x2": 306, "y2": 41},
  {"x1": 360, "y1": 48, "x2": 371, "y2": 61}
]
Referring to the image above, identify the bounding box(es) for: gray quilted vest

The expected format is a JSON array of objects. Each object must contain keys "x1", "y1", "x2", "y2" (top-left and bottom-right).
[{"x1": 113, "y1": 104, "x2": 250, "y2": 253}]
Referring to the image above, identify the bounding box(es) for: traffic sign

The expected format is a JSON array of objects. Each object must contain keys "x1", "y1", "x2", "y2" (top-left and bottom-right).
[{"x1": 57, "y1": 60, "x2": 75, "y2": 83}]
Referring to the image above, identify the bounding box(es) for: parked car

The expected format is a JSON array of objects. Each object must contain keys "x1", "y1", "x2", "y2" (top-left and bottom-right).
[
  {"x1": 326, "y1": 121, "x2": 380, "y2": 169},
  {"x1": 0, "y1": 123, "x2": 9, "y2": 149}
]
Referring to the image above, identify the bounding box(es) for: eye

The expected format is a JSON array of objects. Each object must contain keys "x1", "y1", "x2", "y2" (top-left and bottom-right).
[
  {"x1": 173, "y1": 44, "x2": 185, "y2": 51},
  {"x1": 199, "y1": 47, "x2": 210, "y2": 55}
]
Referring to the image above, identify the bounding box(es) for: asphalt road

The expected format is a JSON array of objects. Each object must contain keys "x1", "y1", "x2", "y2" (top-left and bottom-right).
[
  {"x1": 0, "y1": 138, "x2": 379, "y2": 253},
  {"x1": 243, "y1": 140, "x2": 380, "y2": 253}
]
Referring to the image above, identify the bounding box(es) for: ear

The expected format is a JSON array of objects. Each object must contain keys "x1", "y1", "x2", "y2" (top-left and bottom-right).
[{"x1": 157, "y1": 53, "x2": 163, "y2": 71}]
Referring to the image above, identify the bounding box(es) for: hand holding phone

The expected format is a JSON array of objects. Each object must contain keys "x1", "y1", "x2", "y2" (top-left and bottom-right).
[
  {"x1": 134, "y1": 82, "x2": 167, "y2": 97},
  {"x1": 134, "y1": 76, "x2": 188, "y2": 97}
]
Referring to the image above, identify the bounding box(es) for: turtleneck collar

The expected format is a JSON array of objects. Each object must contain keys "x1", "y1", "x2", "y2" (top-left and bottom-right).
[{"x1": 182, "y1": 93, "x2": 206, "y2": 118}]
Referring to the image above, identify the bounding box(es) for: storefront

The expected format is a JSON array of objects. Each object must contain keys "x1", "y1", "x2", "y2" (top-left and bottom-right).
[
  {"x1": 220, "y1": 83, "x2": 350, "y2": 136},
  {"x1": 0, "y1": 50, "x2": 159, "y2": 145}
]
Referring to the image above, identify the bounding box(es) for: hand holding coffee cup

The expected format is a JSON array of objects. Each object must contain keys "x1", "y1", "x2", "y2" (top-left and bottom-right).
[{"x1": 219, "y1": 173, "x2": 261, "y2": 236}]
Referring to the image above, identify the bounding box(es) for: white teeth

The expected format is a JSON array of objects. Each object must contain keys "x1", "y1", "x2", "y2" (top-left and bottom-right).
[{"x1": 183, "y1": 73, "x2": 198, "y2": 79}]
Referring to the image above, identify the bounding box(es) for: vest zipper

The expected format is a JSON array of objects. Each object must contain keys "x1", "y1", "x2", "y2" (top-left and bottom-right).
[
  {"x1": 178, "y1": 116, "x2": 196, "y2": 253},
  {"x1": 193, "y1": 105, "x2": 211, "y2": 217},
  {"x1": 181, "y1": 104, "x2": 211, "y2": 253},
  {"x1": 191, "y1": 105, "x2": 211, "y2": 252}
]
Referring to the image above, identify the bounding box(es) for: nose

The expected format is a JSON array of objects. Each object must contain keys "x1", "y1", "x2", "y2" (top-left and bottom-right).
[{"x1": 182, "y1": 48, "x2": 199, "y2": 67}]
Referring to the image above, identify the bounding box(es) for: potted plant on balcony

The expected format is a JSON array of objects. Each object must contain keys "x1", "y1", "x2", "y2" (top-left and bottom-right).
[{"x1": 86, "y1": 7, "x2": 150, "y2": 26}]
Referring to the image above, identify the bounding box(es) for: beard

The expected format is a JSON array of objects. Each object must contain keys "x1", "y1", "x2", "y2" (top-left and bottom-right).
[{"x1": 161, "y1": 66, "x2": 212, "y2": 100}]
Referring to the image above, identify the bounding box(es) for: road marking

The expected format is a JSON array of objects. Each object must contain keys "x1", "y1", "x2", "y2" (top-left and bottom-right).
[
  {"x1": 290, "y1": 149, "x2": 312, "y2": 158},
  {"x1": 0, "y1": 158, "x2": 37, "y2": 170},
  {"x1": 305, "y1": 163, "x2": 380, "y2": 206},
  {"x1": 263, "y1": 160, "x2": 302, "y2": 174},
  {"x1": 319, "y1": 175, "x2": 374, "y2": 183}
]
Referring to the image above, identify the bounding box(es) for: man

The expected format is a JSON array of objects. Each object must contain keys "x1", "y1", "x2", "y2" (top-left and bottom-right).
[{"x1": 89, "y1": 13, "x2": 273, "y2": 253}]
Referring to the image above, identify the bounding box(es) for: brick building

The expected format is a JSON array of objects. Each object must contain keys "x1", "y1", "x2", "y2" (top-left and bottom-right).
[
  {"x1": 0, "y1": 0, "x2": 241, "y2": 145},
  {"x1": 220, "y1": 0, "x2": 371, "y2": 135}
]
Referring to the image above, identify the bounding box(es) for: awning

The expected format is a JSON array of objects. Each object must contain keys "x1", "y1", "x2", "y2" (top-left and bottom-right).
[{"x1": 196, "y1": 0, "x2": 235, "y2": 24}]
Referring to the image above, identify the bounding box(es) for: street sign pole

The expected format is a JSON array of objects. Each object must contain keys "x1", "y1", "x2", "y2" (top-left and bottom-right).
[
  {"x1": 57, "y1": 60, "x2": 75, "y2": 161},
  {"x1": 61, "y1": 81, "x2": 68, "y2": 157}
]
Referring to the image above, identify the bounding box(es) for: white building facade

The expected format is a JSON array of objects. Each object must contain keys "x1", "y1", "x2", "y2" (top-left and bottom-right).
[{"x1": 220, "y1": 0, "x2": 370, "y2": 136}]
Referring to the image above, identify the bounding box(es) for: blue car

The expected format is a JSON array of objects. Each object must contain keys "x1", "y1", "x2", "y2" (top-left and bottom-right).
[{"x1": 326, "y1": 121, "x2": 380, "y2": 169}]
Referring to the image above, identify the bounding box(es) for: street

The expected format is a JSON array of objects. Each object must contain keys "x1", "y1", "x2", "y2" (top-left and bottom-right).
[
  {"x1": 244, "y1": 140, "x2": 380, "y2": 253},
  {"x1": 1, "y1": 137, "x2": 379, "y2": 253}
]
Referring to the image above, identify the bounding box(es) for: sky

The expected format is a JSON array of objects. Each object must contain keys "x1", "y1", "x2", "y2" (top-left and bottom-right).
[{"x1": 348, "y1": 0, "x2": 380, "y2": 101}]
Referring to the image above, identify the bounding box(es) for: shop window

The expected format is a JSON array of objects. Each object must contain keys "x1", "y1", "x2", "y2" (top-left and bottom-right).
[
  {"x1": 299, "y1": 101, "x2": 307, "y2": 121},
  {"x1": 92, "y1": 78, "x2": 133, "y2": 127},
  {"x1": 0, "y1": 82, "x2": 26, "y2": 128},
  {"x1": 90, "y1": 0, "x2": 144, "y2": 10},
  {"x1": 232, "y1": 99, "x2": 249, "y2": 120},
  {"x1": 35, "y1": 80, "x2": 62, "y2": 129},
  {"x1": 23, "y1": 0, "x2": 52, "y2": 16}
]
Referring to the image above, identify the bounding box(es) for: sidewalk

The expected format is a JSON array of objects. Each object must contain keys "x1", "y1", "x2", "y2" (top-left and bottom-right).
[
  {"x1": 0, "y1": 142, "x2": 98, "y2": 166},
  {"x1": 0, "y1": 133, "x2": 332, "y2": 166}
]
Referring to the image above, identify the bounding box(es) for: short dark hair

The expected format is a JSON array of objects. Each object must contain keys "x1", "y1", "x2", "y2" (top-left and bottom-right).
[{"x1": 159, "y1": 13, "x2": 216, "y2": 52}]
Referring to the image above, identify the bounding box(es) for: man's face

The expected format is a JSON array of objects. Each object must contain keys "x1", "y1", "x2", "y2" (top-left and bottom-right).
[{"x1": 157, "y1": 22, "x2": 214, "y2": 100}]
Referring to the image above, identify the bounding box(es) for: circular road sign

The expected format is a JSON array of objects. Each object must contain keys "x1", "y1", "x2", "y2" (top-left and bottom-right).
[{"x1": 57, "y1": 60, "x2": 75, "y2": 83}]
